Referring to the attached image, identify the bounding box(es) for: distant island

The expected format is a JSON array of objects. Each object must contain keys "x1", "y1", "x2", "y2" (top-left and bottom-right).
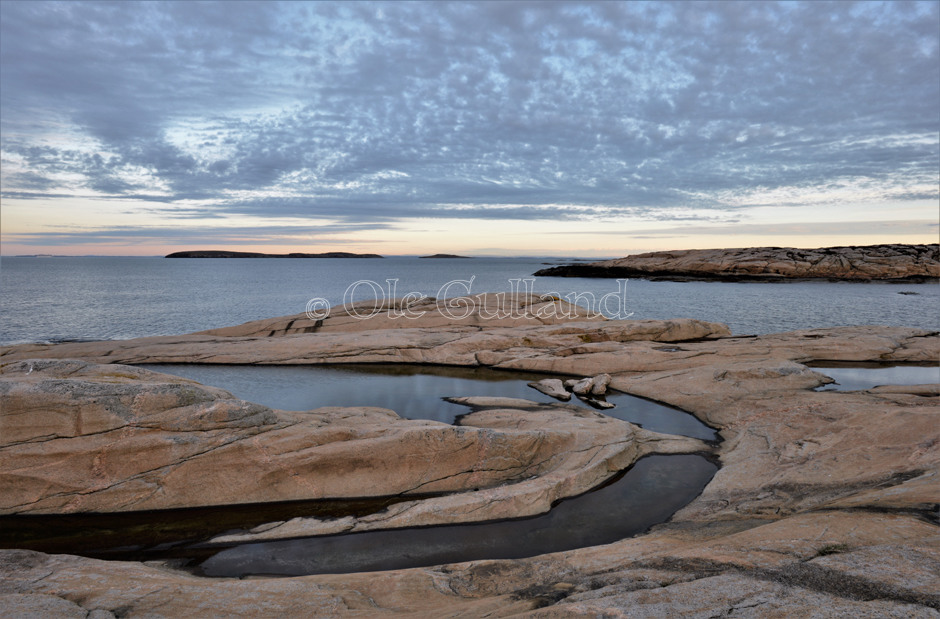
[
  {"x1": 534, "y1": 244, "x2": 939, "y2": 282},
  {"x1": 165, "y1": 251, "x2": 383, "y2": 259},
  {"x1": 419, "y1": 253, "x2": 472, "y2": 259}
]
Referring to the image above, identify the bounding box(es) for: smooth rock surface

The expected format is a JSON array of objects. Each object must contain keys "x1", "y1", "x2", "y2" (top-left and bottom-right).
[
  {"x1": 526, "y1": 378, "x2": 571, "y2": 401},
  {"x1": 0, "y1": 360, "x2": 703, "y2": 519},
  {"x1": 0, "y1": 318, "x2": 731, "y2": 366},
  {"x1": 535, "y1": 243, "x2": 940, "y2": 281},
  {"x1": 194, "y1": 292, "x2": 606, "y2": 337},
  {"x1": 0, "y1": 302, "x2": 937, "y2": 617}
]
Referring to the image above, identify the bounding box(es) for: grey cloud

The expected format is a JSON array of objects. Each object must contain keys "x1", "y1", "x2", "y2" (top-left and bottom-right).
[
  {"x1": 1, "y1": 1, "x2": 937, "y2": 223},
  {"x1": 576, "y1": 219, "x2": 939, "y2": 237},
  {"x1": 4, "y1": 222, "x2": 395, "y2": 247}
]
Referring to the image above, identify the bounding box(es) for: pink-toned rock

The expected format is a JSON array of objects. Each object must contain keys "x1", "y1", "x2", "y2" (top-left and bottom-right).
[
  {"x1": 0, "y1": 360, "x2": 703, "y2": 518},
  {"x1": 535, "y1": 244, "x2": 940, "y2": 281},
  {"x1": 0, "y1": 307, "x2": 937, "y2": 617},
  {"x1": 527, "y1": 378, "x2": 571, "y2": 401},
  {"x1": 195, "y1": 292, "x2": 605, "y2": 338},
  {"x1": 0, "y1": 318, "x2": 731, "y2": 366}
]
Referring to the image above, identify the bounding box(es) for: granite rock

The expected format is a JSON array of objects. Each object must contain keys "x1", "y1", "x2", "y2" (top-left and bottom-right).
[
  {"x1": 0, "y1": 360, "x2": 704, "y2": 519},
  {"x1": 535, "y1": 244, "x2": 940, "y2": 282},
  {"x1": 0, "y1": 304, "x2": 937, "y2": 617}
]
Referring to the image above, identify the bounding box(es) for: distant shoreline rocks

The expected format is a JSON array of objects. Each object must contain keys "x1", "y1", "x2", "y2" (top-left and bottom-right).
[
  {"x1": 418, "y1": 253, "x2": 472, "y2": 259},
  {"x1": 534, "y1": 244, "x2": 939, "y2": 283},
  {"x1": 165, "y1": 250, "x2": 383, "y2": 258}
]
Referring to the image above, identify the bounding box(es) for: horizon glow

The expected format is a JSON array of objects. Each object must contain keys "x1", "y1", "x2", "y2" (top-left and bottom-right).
[{"x1": 1, "y1": 1, "x2": 938, "y2": 257}]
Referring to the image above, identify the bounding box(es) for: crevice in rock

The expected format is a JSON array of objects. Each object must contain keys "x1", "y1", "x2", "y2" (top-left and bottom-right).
[
  {"x1": 627, "y1": 557, "x2": 940, "y2": 610},
  {"x1": 812, "y1": 504, "x2": 940, "y2": 526}
]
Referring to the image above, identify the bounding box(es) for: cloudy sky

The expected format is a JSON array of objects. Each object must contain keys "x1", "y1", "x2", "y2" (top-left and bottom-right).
[{"x1": 1, "y1": 1, "x2": 937, "y2": 256}]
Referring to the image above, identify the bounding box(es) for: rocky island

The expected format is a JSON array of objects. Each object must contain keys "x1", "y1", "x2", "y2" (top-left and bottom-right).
[
  {"x1": 419, "y1": 253, "x2": 473, "y2": 258},
  {"x1": 535, "y1": 244, "x2": 940, "y2": 282},
  {"x1": 166, "y1": 250, "x2": 383, "y2": 258},
  {"x1": 1, "y1": 294, "x2": 938, "y2": 616}
]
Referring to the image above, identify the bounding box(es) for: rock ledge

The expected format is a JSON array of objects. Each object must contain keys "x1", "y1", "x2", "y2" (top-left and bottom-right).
[{"x1": 535, "y1": 244, "x2": 940, "y2": 282}]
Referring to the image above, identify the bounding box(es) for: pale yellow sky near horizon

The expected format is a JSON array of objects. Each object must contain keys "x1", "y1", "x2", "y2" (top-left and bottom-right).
[{"x1": 1, "y1": 196, "x2": 937, "y2": 257}]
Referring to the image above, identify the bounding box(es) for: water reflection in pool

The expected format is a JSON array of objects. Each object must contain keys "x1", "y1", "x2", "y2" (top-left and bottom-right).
[
  {"x1": 198, "y1": 454, "x2": 717, "y2": 578},
  {"x1": 812, "y1": 364, "x2": 939, "y2": 391},
  {"x1": 138, "y1": 363, "x2": 717, "y2": 440},
  {"x1": 2, "y1": 365, "x2": 720, "y2": 575}
]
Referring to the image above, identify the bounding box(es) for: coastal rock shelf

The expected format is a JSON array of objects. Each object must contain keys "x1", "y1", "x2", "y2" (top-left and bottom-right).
[
  {"x1": 0, "y1": 360, "x2": 705, "y2": 520},
  {"x1": 534, "y1": 243, "x2": 940, "y2": 282},
  {"x1": 0, "y1": 294, "x2": 938, "y2": 616},
  {"x1": 0, "y1": 292, "x2": 725, "y2": 365}
]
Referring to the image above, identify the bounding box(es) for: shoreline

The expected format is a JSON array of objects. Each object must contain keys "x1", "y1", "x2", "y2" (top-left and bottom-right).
[
  {"x1": 1, "y1": 297, "x2": 938, "y2": 616},
  {"x1": 535, "y1": 243, "x2": 940, "y2": 283},
  {"x1": 533, "y1": 263, "x2": 940, "y2": 283}
]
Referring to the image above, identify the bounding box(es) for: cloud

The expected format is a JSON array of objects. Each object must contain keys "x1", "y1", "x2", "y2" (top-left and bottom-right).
[
  {"x1": 1, "y1": 0, "x2": 937, "y2": 228},
  {"x1": 3, "y1": 222, "x2": 396, "y2": 247},
  {"x1": 575, "y1": 219, "x2": 939, "y2": 237}
]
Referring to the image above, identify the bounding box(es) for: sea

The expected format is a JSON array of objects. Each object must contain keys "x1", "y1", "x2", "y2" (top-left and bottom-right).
[{"x1": 1, "y1": 255, "x2": 938, "y2": 345}]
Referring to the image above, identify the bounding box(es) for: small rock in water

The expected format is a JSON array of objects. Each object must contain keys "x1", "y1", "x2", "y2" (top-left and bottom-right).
[
  {"x1": 590, "y1": 373, "x2": 611, "y2": 395},
  {"x1": 527, "y1": 378, "x2": 571, "y2": 401},
  {"x1": 571, "y1": 377, "x2": 595, "y2": 395},
  {"x1": 577, "y1": 395, "x2": 615, "y2": 410}
]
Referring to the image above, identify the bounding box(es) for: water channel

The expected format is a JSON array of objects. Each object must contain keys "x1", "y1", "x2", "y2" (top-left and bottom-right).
[{"x1": 4, "y1": 363, "x2": 722, "y2": 577}]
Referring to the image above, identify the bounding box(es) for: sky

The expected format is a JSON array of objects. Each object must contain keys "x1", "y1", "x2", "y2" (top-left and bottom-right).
[{"x1": 1, "y1": 1, "x2": 938, "y2": 257}]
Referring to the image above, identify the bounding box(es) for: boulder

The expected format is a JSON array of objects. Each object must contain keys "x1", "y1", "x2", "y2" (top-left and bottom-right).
[
  {"x1": 569, "y1": 377, "x2": 595, "y2": 395},
  {"x1": 527, "y1": 378, "x2": 571, "y2": 401},
  {"x1": 590, "y1": 373, "x2": 611, "y2": 395}
]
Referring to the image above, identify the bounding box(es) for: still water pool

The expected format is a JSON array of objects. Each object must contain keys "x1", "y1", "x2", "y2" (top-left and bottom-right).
[
  {"x1": 812, "y1": 363, "x2": 939, "y2": 391},
  {"x1": 198, "y1": 454, "x2": 716, "y2": 577},
  {"x1": 1, "y1": 364, "x2": 719, "y2": 576},
  {"x1": 138, "y1": 363, "x2": 718, "y2": 440}
]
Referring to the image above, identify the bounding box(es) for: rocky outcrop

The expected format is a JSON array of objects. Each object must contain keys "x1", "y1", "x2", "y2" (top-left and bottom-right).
[
  {"x1": 193, "y1": 292, "x2": 607, "y2": 337},
  {"x1": 0, "y1": 318, "x2": 729, "y2": 367},
  {"x1": 205, "y1": 396, "x2": 706, "y2": 543},
  {"x1": 527, "y1": 374, "x2": 612, "y2": 404},
  {"x1": 566, "y1": 373, "x2": 611, "y2": 395},
  {"x1": 0, "y1": 360, "x2": 703, "y2": 517},
  {"x1": 0, "y1": 304, "x2": 938, "y2": 617},
  {"x1": 527, "y1": 378, "x2": 571, "y2": 401},
  {"x1": 534, "y1": 244, "x2": 940, "y2": 282}
]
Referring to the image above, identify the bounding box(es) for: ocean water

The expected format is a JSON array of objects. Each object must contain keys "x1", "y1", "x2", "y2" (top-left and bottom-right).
[{"x1": 1, "y1": 255, "x2": 938, "y2": 344}]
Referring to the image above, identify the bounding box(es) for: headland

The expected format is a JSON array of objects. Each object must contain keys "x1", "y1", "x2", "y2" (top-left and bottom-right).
[{"x1": 535, "y1": 244, "x2": 940, "y2": 282}]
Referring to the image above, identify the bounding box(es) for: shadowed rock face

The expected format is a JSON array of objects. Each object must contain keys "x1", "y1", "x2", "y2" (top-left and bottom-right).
[
  {"x1": 0, "y1": 300, "x2": 938, "y2": 617},
  {"x1": 535, "y1": 244, "x2": 940, "y2": 282}
]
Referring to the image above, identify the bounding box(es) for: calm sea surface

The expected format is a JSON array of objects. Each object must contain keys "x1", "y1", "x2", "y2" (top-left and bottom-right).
[{"x1": 1, "y1": 256, "x2": 937, "y2": 344}]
